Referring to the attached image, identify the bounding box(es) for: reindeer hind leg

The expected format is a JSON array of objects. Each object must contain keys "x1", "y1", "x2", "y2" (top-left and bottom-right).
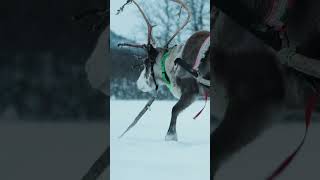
[{"x1": 165, "y1": 78, "x2": 198, "y2": 141}]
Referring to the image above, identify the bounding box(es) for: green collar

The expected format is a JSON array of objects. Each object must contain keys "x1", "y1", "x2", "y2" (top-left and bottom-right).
[{"x1": 160, "y1": 50, "x2": 172, "y2": 89}]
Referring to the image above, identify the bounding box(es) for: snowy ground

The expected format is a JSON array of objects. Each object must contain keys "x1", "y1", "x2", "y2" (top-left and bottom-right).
[
  {"x1": 0, "y1": 122, "x2": 108, "y2": 180},
  {"x1": 110, "y1": 100, "x2": 210, "y2": 180}
]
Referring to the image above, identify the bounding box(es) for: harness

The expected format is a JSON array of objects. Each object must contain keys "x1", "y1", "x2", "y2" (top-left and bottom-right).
[
  {"x1": 160, "y1": 50, "x2": 172, "y2": 90},
  {"x1": 159, "y1": 38, "x2": 210, "y2": 119},
  {"x1": 193, "y1": 36, "x2": 210, "y2": 70},
  {"x1": 159, "y1": 39, "x2": 210, "y2": 88}
]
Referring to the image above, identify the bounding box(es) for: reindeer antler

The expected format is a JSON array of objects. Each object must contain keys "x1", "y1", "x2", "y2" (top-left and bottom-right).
[
  {"x1": 165, "y1": 0, "x2": 191, "y2": 48},
  {"x1": 117, "y1": 0, "x2": 191, "y2": 49},
  {"x1": 117, "y1": 0, "x2": 156, "y2": 48},
  {"x1": 131, "y1": 0, "x2": 156, "y2": 46}
]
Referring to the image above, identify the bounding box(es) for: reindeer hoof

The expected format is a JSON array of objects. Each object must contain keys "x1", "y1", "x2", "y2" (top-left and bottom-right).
[{"x1": 165, "y1": 133, "x2": 178, "y2": 141}]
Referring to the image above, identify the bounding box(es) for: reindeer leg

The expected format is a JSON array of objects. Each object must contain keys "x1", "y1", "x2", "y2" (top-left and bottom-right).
[
  {"x1": 165, "y1": 92, "x2": 196, "y2": 141},
  {"x1": 165, "y1": 78, "x2": 198, "y2": 141}
]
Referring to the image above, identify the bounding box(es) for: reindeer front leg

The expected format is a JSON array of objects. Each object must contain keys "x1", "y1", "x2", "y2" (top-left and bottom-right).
[{"x1": 165, "y1": 78, "x2": 198, "y2": 141}]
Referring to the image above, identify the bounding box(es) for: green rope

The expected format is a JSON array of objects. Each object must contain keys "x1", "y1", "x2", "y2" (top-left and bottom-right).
[{"x1": 160, "y1": 51, "x2": 172, "y2": 90}]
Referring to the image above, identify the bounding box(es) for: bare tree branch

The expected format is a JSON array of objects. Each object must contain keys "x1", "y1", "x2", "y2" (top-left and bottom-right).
[
  {"x1": 165, "y1": 0, "x2": 192, "y2": 48},
  {"x1": 137, "y1": 0, "x2": 209, "y2": 47}
]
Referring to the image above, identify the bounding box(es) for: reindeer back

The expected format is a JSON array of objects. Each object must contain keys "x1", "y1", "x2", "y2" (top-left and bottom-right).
[{"x1": 182, "y1": 31, "x2": 210, "y2": 79}]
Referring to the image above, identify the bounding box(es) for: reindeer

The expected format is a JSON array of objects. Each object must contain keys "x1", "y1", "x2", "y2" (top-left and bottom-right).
[
  {"x1": 211, "y1": 0, "x2": 320, "y2": 178},
  {"x1": 117, "y1": 0, "x2": 210, "y2": 141}
]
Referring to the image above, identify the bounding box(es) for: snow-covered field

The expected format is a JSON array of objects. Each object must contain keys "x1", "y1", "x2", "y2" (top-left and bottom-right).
[{"x1": 110, "y1": 100, "x2": 210, "y2": 180}]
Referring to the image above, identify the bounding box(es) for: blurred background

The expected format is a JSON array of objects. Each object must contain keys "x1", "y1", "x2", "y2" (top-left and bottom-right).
[
  {"x1": 0, "y1": 0, "x2": 107, "y2": 122},
  {"x1": 0, "y1": 0, "x2": 108, "y2": 179}
]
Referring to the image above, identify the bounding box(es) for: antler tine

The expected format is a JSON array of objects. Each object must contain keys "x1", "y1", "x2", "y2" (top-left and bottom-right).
[
  {"x1": 131, "y1": 0, "x2": 156, "y2": 46},
  {"x1": 165, "y1": 0, "x2": 191, "y2": 48}
]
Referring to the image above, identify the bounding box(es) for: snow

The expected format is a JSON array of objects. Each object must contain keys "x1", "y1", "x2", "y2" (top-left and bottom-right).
[{"x1": 110, "y1": 100, "x2": 210, "y2": 180}]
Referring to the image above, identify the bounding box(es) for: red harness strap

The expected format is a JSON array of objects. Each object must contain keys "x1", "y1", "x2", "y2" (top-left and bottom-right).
[
  {"x1": 192, "y1": 36, "x2": 210, "y2": 120},
  {"x1": 265, "y1": 0, "x2": 317, "y2": 174},
  {"x1": 267, "y1": 92, "x2": 319, "y2": 179}
]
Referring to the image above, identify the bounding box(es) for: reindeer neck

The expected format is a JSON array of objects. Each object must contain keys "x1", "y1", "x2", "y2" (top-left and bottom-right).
[
  {"x1": 157, "y1": 45, "x2": 185, "y2": 98},
  {"x1": 160, "y1": 50, "x2": 172, "y2": 88}
]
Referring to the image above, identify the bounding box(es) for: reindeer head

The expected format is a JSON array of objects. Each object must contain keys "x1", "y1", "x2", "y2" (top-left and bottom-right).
[
  {"x1": 117, "y1": 0, "x2": 191, "y2": 92},
  {"x1": 135, "y1": 45, "x2": 161, "y2": 92}
]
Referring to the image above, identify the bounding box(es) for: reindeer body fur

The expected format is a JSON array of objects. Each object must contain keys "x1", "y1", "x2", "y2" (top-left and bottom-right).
[
  {"x1": 137, "y1": 31, "x2": 210, "y2": 141},
  {"x1": 164, "y1": 31, "x2": 210, "y2": 141},
  {"x1": 117, "y1": 0, "x2": 211, "y2": 141},
  {"x1": 211, "y1": 0, "x2": 320, "y2": 177},
  {"x1": 157, "y1": 31, "x2": 210, "y2": 98}
]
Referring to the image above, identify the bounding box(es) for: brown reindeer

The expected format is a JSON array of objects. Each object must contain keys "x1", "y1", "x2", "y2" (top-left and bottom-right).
[{"x1": 117, "y1": 0, "x2": 210, "y2": 141}]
